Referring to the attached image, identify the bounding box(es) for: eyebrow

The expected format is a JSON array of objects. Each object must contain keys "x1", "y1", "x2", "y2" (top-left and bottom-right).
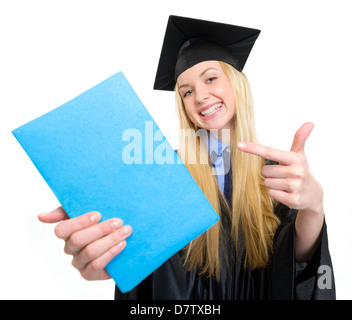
[{"x1": 178, "y1": 68, "x2": 218, "y2": 90}]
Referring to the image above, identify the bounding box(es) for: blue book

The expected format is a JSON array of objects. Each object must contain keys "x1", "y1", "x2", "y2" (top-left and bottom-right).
[{"x1": 12, "y1": 71, "x2": 219, "y2": 293}]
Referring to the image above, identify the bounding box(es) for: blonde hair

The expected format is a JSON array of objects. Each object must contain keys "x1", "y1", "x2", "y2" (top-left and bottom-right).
[{"x1": 176, "y1": 61, "x2": 280, "y2": 280}]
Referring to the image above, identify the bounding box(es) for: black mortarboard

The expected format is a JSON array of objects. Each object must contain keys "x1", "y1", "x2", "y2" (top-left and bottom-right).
[{"x1": 153, "y1": 15, "x2": 261, "y2": 91}]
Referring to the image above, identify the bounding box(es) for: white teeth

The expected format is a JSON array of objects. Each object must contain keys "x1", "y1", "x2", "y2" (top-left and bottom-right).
[{"x1": 201, "y1": 103, "x2": 222, "y2": 116}]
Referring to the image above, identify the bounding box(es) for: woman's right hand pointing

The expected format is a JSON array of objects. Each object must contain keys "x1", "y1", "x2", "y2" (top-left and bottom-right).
[{"x1": 38, "y1": 206, "x2": 132, "y2": 281}]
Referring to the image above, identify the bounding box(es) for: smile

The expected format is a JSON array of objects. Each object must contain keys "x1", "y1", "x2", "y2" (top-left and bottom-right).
[{"x1": 200, "y1": 102, "x2": 223, "y2": 117}]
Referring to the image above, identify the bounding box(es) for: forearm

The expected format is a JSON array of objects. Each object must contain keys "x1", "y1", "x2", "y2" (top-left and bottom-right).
[{"x1": 295, "y1": 205, "x2": 325, "y2": 263}]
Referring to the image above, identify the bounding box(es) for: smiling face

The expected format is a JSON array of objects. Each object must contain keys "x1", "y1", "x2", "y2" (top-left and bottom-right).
[{"x1": 177, "y1": 60, "x2": 236, "y2": 132}]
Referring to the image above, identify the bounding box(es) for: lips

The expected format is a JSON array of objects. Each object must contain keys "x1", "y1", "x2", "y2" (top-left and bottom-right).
[{"x1": 199, "y1": 102, "x2": 223, "y2": 117}]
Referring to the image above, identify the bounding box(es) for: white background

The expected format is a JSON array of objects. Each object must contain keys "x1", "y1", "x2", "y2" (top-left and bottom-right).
[{"x1": 1, "y1": 0, "x2": 351, "y2": 300}]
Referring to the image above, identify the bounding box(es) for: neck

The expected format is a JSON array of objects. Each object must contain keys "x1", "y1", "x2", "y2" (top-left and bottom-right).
[
  {"x1": 218, "y1": 129, "x2": 231, "y2": 146},
  {"x1": 208, "y1": 129, "x2": 232, "y2": 146},
  {"x1": 208, "y1": 127, "x2": 233, "y2": 146}
]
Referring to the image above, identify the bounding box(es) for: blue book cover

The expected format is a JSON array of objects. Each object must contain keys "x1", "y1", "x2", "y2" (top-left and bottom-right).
[{"x1": 12, "y1": 71, "x2": 219, "y2": 293}]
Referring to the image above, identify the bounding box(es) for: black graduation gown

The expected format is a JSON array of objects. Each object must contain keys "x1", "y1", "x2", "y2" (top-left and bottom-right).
[{"x1": 115, "y1": 165, "x2": 335, "y2": 300}]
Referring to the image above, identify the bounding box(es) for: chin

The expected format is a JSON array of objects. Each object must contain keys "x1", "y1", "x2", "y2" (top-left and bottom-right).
[{"x1": 199, "y1": 120, "x2": 232, "y2": 131}]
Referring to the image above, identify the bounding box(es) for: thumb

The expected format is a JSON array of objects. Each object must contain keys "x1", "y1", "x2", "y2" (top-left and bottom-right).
[
  {"x1": 38, "y1": 206, "x2": 69, "y2": 223},
  {"x1": 290, "y1": 122, "x2": 314, "y2": 153}
]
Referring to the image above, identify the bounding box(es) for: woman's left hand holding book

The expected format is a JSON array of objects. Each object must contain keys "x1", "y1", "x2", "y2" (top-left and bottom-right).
[{"x1": 38, "y1": 206, "x2": 133, "y2": 281}]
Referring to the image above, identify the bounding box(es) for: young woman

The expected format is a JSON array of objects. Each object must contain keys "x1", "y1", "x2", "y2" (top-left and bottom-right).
[{"x1": 39, "y1": 15, "x2": 335, "y2": 299}]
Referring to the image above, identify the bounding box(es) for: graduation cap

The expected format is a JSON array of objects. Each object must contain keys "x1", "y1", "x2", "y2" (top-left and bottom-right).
[{"x1": 153, "y1": 15, "x2": 261, "y2": 91}]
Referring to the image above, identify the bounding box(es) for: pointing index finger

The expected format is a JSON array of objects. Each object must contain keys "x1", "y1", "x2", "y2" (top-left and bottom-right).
[{"x1": 237, "y1": 142, "x2": 296, "y2": 165}]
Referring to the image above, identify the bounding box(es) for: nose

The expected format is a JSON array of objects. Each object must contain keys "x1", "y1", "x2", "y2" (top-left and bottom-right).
[{"x1": 195, "y1": 84, "x2": 210, "y2": 104}]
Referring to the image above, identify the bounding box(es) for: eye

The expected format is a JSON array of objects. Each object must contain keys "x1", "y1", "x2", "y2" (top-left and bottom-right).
[
  {"x1": 183, "y1": 90, "x2": 193, "y2": 98},
  {"x1": 207, "y1": 77, "x2": 217, "y2": 83}
]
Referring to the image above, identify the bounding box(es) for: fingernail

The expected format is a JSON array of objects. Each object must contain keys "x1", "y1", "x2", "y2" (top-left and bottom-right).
[
  {"x1": 90, "y1": 212, "x2": 101, "y2": 222},
  {"x1": 117, "y1": 240, "x2": 127, "y2": 248},
  {"x1": 110, "y1": 218, "x2": 123, "y2": 229},
  {"x1": 237, "y1": 142, "x2": 246, "y2": 149},
  {"x1": 120, "y1": 225, "x2": 132, "y2": 236},
  {"x1": 38, "y1": 212, "x2": 50, "y2": 217}
]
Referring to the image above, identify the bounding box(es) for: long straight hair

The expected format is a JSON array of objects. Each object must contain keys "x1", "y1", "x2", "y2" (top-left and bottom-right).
[{"x1": 175, "y1": 61, "x2": 280, "y2": 280}]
